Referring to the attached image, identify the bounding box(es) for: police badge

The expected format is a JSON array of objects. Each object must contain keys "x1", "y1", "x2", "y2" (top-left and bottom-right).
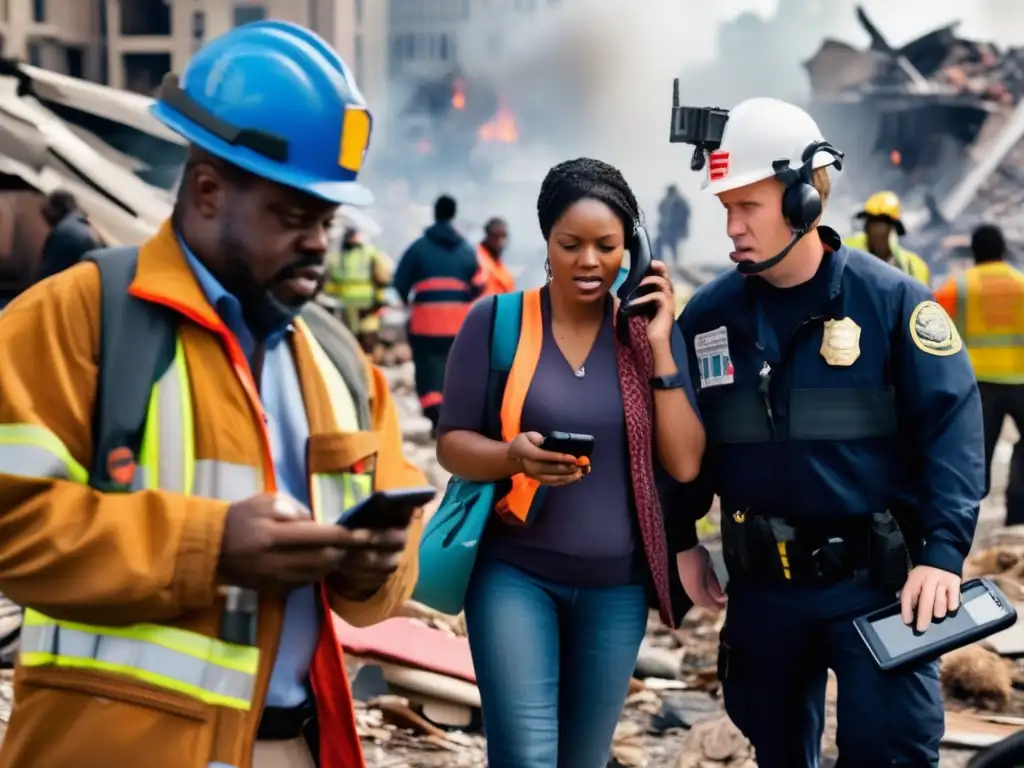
[{"x1": 820, "y1": 317, "x2": 861, "y2": 366}]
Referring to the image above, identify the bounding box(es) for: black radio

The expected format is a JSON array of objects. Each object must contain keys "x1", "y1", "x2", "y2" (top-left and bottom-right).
[{"x1": 668, "y1": 78, "x2": 729, "y2": 172}]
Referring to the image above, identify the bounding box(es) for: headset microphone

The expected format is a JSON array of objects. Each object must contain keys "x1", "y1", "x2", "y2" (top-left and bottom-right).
[{"x1": 735, "y1": 229, "x2": 808, "y2": 275}]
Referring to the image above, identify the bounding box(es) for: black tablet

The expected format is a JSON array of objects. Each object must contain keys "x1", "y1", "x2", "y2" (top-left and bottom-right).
[{"x1": 854, "y1": 578, "x2": 1017, "y2": 671}]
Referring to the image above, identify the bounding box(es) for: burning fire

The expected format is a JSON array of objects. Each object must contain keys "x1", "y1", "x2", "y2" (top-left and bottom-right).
[
  {"x1": 451, "y1": 78, "x2": 466, "y2": 110},
  {"x1": 889, "y1": 149, "x2": 902, "y2": 166},
  {"x1": 477, "y1": 99, "x2": 519, "y2": 144}
]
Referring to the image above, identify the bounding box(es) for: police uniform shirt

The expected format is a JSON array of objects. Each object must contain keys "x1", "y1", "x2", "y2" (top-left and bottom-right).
[{"x1": 667, "y1": 226, "x2": 984, "y2": 576}]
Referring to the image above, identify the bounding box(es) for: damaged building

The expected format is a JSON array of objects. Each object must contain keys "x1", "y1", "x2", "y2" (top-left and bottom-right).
[{"x1": 804, "y1": 5, "x2": 1024, "y2": 268}]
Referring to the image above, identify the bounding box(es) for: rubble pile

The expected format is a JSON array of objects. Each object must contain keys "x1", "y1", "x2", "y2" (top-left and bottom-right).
[{"x1": 804, "y1": 6, "x2": 1024, "y2": 261}]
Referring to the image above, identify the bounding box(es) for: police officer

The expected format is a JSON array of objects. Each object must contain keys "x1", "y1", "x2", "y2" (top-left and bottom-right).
[{"x1": 670, "y1": 97, "x2": 984, "y2": 767}]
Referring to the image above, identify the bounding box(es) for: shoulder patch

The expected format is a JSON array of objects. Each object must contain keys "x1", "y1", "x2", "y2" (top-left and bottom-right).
[{"x1": 909, "y1": 300, "x2": 962, "y2": 356}]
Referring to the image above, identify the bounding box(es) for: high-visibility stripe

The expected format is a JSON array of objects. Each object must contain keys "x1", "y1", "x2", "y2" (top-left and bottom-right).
[
  {"x1": 192, "y1": 460, "x2": 262, "y2": 501},
  {"x1": 20, "y1": 610, "x2": 259, "y2": 711},
  {"x1": 135, "y1": 337, "x2": 194, "y2": 494},
  {"x1": 311, "y1": 472, "x2": 373, "y2": 524},
  {"x1": 299, "y1": 319, "x2": 362, "y2": 433},
  {"x1": 408, "y1": 302, "x2": 470, "y2": 336},
  {"x1": 0, "y1": 424, "x2": 88, "y2": 483}
]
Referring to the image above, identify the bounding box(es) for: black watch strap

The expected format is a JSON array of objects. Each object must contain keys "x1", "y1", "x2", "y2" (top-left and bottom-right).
[{"x1": 650, "y1": 371, "x2": 687, "y2": 390}]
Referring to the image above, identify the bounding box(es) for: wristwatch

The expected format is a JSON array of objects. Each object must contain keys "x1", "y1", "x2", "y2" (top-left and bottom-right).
[{"x1": 650, "y1": 372, "x2": 687, "y2": 390}]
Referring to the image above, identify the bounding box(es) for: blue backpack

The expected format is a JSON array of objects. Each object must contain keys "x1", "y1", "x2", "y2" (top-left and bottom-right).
[{"x1": 413, "y1": 292, "x2": 523, "y2": 615}]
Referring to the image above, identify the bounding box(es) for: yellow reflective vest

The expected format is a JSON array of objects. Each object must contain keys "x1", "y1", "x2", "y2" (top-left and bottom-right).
[
  {"x1": 935, "y1": 261, "x2": 1024, "y2": 384},
  {"x1": 17, "y1": 315, "x2": 371, "y2": 711},
  {"x1": 325, "y1": 244, "x2": 389, "y2": 333},
  {"x1": 844, "y1": 232, "x2": 931, "y2": 286}
]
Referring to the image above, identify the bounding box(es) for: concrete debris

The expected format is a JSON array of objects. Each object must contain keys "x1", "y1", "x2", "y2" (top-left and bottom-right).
[
  {"x1": 672, "y1": 716, "x2": 754, "y2": 768},
  {"x1": 941, "y1": 646, "x2": 1014, "y2": 711}
]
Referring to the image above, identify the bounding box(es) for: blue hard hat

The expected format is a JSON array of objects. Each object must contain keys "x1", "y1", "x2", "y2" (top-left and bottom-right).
[{"x1": 151, "y1": 20, "x2": 373, "y2": 206}]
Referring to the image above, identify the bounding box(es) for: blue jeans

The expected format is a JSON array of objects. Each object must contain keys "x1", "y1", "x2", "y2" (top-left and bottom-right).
[{"x1": 464, "y1": 557, "x2": 648, "y2": 768}]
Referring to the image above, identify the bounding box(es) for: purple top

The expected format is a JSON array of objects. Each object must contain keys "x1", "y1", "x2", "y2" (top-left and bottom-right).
[{"x1": 438, "y1": 289, "x2": 693, "y2": 587}]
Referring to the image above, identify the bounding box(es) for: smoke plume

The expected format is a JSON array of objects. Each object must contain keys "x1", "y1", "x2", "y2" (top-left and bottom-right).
[{"x1": 380, "y1": 0, "x2": 1022, "y2": 274}]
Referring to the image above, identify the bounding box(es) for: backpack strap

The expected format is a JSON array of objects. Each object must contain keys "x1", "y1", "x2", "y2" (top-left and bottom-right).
[
  {"x1": 483, "y1": 292, "x2": 524, "y2": 439},
  {"x1": 86, "y1": 247, "x2": 177, "y2": 491}
]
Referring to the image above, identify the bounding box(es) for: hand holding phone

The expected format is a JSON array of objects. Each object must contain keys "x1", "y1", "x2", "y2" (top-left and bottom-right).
[
  {"x1": 542, "y1": 431, "x2": 595, "y2": 459},
  {"x1": 337, "y1": 487, "x2": 437, "y2": 530},
  {"x1": 509, "y1": 432, "x2": 587, "y2": 487}
]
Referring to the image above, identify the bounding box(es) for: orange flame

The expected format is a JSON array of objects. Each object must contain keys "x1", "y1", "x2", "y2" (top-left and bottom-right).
[
  {"x1": 478, "y1": 100, "x2": 519, "y2": 144},
  {"x1": 890, "y1": 149, "x2": 901, "y2": 166},
  {"x1": 452, "y1": 78, "x2": 466, "y2": 110}
]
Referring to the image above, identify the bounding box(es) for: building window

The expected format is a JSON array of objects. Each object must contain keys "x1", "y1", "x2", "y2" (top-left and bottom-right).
[
  {"x1": 191, "y1": 11, "x2": 205, "y2": 52},
  {"x1": 123, "y1": 52, "x2": 171, "y2": 96},
  {"x1": 354, "y1": 0, "x2": 362, "y2": 23},
  {"x1": 121, "y1": 0, "x2": 171, "y2": 36},
  {"x1": 233, "y1": 4, "x2": 266, "y2": 27},
  {"x1": 31, "y1": 0, "x2": 44, "y2": 23},
  {"x1": 65, "y1": 46, "x2": 83, "y2": 77},
  {"x1": 27, "y1": 42, "x2": 41, "y2": 67}
]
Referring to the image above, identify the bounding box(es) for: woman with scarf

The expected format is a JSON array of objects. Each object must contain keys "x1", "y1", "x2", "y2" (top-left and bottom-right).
[{"x1": 436, "y1": 158, "x2": 705, "y2": 767}]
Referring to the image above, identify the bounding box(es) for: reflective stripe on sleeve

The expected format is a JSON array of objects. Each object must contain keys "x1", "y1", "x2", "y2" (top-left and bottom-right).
[
  {"x1": 20, "y1": 610, "x2": 259, "y2": 710},
  {"x1": 0, "y1": 424, "x2": 89, "y2": 483}
]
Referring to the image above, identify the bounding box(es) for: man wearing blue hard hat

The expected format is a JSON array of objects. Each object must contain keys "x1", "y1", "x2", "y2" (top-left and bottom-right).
[{"x1": 0, "y1": 21, "x2": 427, "y2": 768}]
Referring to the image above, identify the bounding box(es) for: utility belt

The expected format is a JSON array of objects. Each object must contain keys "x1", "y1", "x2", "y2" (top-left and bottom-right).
[{"x1": 721, "y1": 509, "x2": 911, "y2": 589}]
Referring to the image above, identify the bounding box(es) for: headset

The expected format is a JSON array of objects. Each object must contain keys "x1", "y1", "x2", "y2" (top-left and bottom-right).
[
  {"x1": 615, "y1": 221, "x2": 656, "y2": 343},
  {"x1": 737, "y1": 140, "x2": 846, "y2": 276}
]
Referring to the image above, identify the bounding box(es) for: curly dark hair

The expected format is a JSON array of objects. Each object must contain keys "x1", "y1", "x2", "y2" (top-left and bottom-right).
[{"x1": 536, "y1": 157, "x2": 641, "y2": 241}]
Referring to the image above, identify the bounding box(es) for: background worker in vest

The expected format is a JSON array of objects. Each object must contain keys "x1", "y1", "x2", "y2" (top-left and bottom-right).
[
  {"x1": 394, "y1": 194, "x2": 480, "y2": 432},
  {"x1": 324, "y1": 224, "x2": 393, "y2": 354},
  {"x1": 0, "y1": 21, "x2": 426, "y2": 768},
  {"x1": 474, "y1": 216, "x2": 514, "y2": 296},
  {"x1": 844, "y1": 190, "x2": 931, "y2": 286},
  {"x1": 670, "y1": 97, "x2": 983, "y2": 767},
  {"x1": 935, "y1": 223, "x2": 1024, "y2": 525}
]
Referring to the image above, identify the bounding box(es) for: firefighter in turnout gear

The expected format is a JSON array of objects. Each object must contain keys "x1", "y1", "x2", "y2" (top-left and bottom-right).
[
  {"x1": 324, "y1": 225, "x2": 393, "y2": 353},
  {"x1": 0, "y1": 21, "x2": 426, "y2": 768},
  {"x1": 844, "y1": 191, "x2": 931, "y2": 286}
]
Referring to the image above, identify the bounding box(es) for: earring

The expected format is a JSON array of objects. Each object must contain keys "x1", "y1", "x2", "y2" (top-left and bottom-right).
[{"x1": 544, "y1": 258, "x2": 552, "y2": 283}]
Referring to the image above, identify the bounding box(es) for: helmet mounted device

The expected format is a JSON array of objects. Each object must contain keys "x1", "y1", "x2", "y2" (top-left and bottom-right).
[{"x1": 669, "y1": 80, "x2": 845, "y2": 276}]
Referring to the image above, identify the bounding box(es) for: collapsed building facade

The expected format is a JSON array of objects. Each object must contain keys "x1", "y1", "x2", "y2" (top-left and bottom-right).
[{"x1": 804, "y1": 5, "x2": 1024, "y2": 270}]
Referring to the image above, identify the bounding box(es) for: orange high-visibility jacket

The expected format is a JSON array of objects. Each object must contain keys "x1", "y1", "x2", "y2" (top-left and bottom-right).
[
  {"x1": 0, "y1": 221, "x2": 426, "y2": 768},
  {"x1": 474, "y1": 243, "x2": 515, "y2": 296}
]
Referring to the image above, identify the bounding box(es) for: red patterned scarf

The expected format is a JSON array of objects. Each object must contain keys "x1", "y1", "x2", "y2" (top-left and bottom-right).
[{"x1": 615, "y1": 312, "x2": 674, "y2": 626}]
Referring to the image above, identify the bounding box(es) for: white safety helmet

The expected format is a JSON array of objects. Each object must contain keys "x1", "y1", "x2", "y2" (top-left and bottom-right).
[{"x1": 702, "y1": 97, "x2": 840, "y2": 196}]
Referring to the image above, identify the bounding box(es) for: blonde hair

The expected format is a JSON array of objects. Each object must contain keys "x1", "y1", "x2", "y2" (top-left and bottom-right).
[{"x1": 810, "y1": 166, "x2": 830, "y2": 227}]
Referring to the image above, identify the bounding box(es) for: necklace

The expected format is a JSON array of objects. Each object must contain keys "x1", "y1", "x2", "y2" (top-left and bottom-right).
[{"x1": 574, "y1": 365, "x2": 586, "y2": 379}]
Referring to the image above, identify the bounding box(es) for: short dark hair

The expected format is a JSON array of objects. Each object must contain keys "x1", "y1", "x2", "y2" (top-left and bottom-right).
[
  {"x1": 484, "y1": 217, "x2": 507, "y2": 234},
  {"x1": 46, "y1": 189, "x2": 77, "y2": 218},
  {"x1": 434, "y1": 194, "x2": 457, "y2": 222},
  {"x1": 536, "y1": 157, "x2": 641, "y2": 241},
  {"x1": 972, "y1": 224, "x2": 1006, "y2": 264}
]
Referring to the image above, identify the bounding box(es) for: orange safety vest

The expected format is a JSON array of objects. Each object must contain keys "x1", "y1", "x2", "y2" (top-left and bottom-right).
[
  {"x1": 475, "y1": 244, "x2": 515, "y2": 296},
  {"x1": 407, "y1": 277, "x2": 475, "y2": 337},
  {"x1": 935, "y1": 261, "x2": 1024, "y2": 384},
  {"x1": 494, "y1": 289, "x2": 598, "y2": 525}
]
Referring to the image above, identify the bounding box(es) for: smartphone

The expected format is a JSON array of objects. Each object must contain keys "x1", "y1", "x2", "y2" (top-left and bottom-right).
[
  {"x1": 854, "y1": 578, "x2": 1018, "y2": 672},
  {"x1": 337, "y1": 486, "x2": 437, "y2": 530},
  {"x1": 542, "y1": 431, "x2": 595, "y2": 459}
]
